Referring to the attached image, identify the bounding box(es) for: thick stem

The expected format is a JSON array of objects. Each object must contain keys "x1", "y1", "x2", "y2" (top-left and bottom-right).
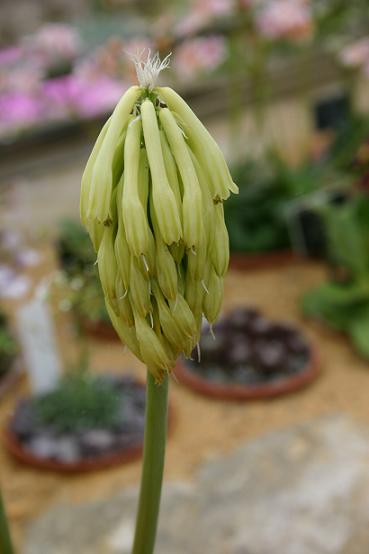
[
  {"x1": 0, "y1": 489, "x2": 15, "y2": 554},
  {"x1": 131, "y1": 370, "x2": 169, "y2": 554}
]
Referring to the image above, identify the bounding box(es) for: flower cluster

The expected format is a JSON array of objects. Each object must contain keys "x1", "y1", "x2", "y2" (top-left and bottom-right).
[
  {"x1": 173, "y1": 35, "x2": 227, "y2": 80},
  {"x1": 339, "y1": 37, "x2": 369, "y2": 75},
  {"x1": 80, "y1": 54, "x2": 238, "y2": 382},
  {"x1": 255, "y1": 0, "x2": 313, "y2": 42}
]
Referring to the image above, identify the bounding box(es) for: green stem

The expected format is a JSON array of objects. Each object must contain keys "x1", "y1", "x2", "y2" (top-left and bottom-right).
[
  {"x1": 0, "y1": 488, "x2": 15, "y2": 554},
  {"x1": 131, "y1": 370, "x2": 169, "y2": 554}
]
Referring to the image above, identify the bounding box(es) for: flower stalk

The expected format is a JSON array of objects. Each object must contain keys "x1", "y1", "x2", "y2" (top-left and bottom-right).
[
  {"x1": 132, "y1": 371, "x2": 168, "y2": 554},
  {"x1": 0, "y1": 488, "x2": 15, "y2": 554}
]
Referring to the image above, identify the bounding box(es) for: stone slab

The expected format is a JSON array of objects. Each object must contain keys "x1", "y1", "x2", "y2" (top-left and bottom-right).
[{"x1": 23, "y1": 414, "x2": 369, "y2": 554}]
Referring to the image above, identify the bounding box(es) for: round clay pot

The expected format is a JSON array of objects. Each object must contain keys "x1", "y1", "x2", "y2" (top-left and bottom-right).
[
  {"x1": 174, "y1": 348, "x2": 320, "y2": 401},
  {"x1": 0, "y1": 358, "x2": 24, "y2": 400},
  {"x1": 229, "y1": 250, "x2": 302, "y2": 271},
  {"x1": 80, "y1": 318, "x2": 118, "y2": 341},
  {"x1": 3, "y1": 379, "x2": 174, "y2": 473}
]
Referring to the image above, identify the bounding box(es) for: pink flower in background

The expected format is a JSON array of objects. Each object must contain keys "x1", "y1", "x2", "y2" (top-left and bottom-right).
[
  {"x1": 173, "y1": 35, "x2": 227, "y2": 80},
  {"x1": 42, "y1": 74, "x2": 123, "y2": 119},
  {"x1": 74, "y1": 77, "x2": 124, "y2": 118},
  {"x1": 0, "y1": 92, "x2": 44, "y2": 127},
  {"x1": 256, "y1": 0, "x2": 313, "y2": 42},
  {"x1": 0, "y1": 46, "x2": 23, "y2": 66},
  {"x1": 175, "y1": 0, "x2": 235, "y2": 38},
  {"x1": 340, "y1": 37, "x2": 369, "y2": 68}
]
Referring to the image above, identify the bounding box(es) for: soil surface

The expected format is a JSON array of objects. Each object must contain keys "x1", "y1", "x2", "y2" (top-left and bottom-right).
[{"x1": 2, "y1": 252, "x2": 369, "y2": 550}]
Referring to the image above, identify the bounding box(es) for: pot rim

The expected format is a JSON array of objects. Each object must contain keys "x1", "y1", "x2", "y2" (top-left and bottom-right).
[{"x1": 174, "y1": 346, "x2": 320, "y2": 401}]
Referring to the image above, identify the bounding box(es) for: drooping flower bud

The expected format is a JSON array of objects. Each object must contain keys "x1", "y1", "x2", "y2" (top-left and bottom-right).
[{"x1": 80, "y1": 51, "x2": 238, "y2": 382}]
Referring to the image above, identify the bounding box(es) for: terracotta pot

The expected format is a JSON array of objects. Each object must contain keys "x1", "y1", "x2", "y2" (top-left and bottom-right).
[
  {"x1": 80, "y1": 318, "x2": 118, "y2": 341},
  {"x1": 0, "y1": 358, "x2": 24, "y2": 400},
  {"x1": 3, "y1": 427, "x2": 144, "y2": 473},
  {"x1": 3, "y1": 380, "x2": 175, "y2": 473},
  {"x1": 174, "y1": 348, "x2": 320, "y2": 401},
  {"x1": 229, "y1": 250, "x2": 302, "y2": 271}
]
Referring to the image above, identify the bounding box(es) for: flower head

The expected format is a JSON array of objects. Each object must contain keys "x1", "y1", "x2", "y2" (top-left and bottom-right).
[
  {"x1": 80, "y1": 53, "x2": 238, "y2": 381},
  {"x1": 255, "y1": 0, "x2": 313, "y2": 42},
  {"x1": 340, "y1": 37, "x2": 369, "y2": 69},
  {"x1": 173, "y1": 35, "x2": 227, "y2": 80}
]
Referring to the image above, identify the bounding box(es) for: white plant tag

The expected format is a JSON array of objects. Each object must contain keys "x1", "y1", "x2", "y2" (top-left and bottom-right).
[{"x1": 16, "y1": 297, "x2": 62, "y2": 394}]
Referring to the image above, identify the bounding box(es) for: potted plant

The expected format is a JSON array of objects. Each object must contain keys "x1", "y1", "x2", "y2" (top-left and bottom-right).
[
  {"x1": 301, "y1": 191, "x2": 369, "y2": 359},
  {"x1": 175, "y1": 306, "x2": 319, "y2": 400},
  {"x1": 225, "y1": 156, "x2": 322, "y2": 269},
  {"x1": 4, "y1": 370, "x2": 147, "y2": 472}
]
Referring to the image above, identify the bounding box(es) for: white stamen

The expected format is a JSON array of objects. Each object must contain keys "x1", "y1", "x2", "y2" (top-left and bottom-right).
[
  {"x1": 119, "y1": 289, "x2": 128, "y2": 300},
  {"x1": 209, "y1": 324, "x2": 216, "y2": 340},
  {"x1": 129, "y1": 114, "x2": 142, "y2": 127},
  {"x1": 149, "y1": 311, "x2": 154, "y2": 328},
  {"x1": 141, "y1": 254, "x2": 149, "y2": 273},
  {"x1": 196, "y1": 342, "x2": 201, "y2": 363},
  {"x1": 201, "y1": 280, "x2": 209, "y2": 294},
  {"x1": 128, "y1": 49, "x2": 171, "y2": 90}
]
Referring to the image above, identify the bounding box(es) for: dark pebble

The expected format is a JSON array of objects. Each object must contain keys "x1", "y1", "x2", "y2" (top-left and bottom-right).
[
  {"x1": 287, "y1": 336, "x2": 310, "y2": 356},
  {"x1": 228, "y1": 340, "x2": 252, "y2": 366},
  {"x1": 227, "y1": 307, "x2": 259, "y2": 331},
  {"x1": 11, "y1": 400, "x2": 37, "y2": 440},
  {"x1": 253, "y1": 340, "x2": 287, "y2": 373},
  {"x1": 248, "y1": 316, "x2": 274, "y2": 337}
]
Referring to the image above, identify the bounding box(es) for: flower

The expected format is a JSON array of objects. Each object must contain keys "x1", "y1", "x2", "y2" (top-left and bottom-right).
[
  {"x1": 74, "y1": 77, "x2": 124, "y2": 118},
  {"x1": 340, "y1": 37, "x2": 369, "y2": 69},
  {"x1": 0, "y1": 92, "x2": 44, "y2": 131},
  {"x1": 175, "y1": 0, "x2": 235, "y2": 38},
  {"x1": 80, "y1": 53, "x2": 238, "y2": 381},
  {"x1": 25, "y1": 23, "x2": 82, "y2": 71},
  {"x1": 0, "y1": 46, "x2": 23, "y2": 66},
  {"x1": 42, "y1": 74, "x2": 124, "y2": 119},
  {"x1": 173, "y1": 35, "x2": 227, "y2": 80},
  {"x1": 255, "y1": 0, "x2": 313, "y2": 42}
]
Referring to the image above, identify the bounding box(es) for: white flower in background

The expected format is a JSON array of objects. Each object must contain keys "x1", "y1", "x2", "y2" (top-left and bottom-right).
[
  {"x1": 173, "y1": 35, "x2": 227, "y2": 80},
  {"x1": 255, "y1": 0, "x2": 313, "y2": 42},
  {"x1": 340, "y1": 37, "x2": 369, "y2": 69},
  {"x1": 25, "y1": 23, "x2": 82, "y2": 69},
  {"x1": 15, "y1": 249, "x2": 42, "y2": 268},
  {"x1": 0, "y1": 266, "x2": 31, "y2": 299},
  {"x1": 175, "y1": 0, "x2": 235, "y2": 37}
]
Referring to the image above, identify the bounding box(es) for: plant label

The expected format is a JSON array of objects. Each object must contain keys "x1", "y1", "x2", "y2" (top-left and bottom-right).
[{"x1": 16, "y1": 297, "x2": 62, "y2": 393}]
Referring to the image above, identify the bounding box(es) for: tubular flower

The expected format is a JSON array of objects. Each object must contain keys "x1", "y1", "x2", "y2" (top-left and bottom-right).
[{"x1": 80, "y1": 51, "x2": 238, "y2": 382}]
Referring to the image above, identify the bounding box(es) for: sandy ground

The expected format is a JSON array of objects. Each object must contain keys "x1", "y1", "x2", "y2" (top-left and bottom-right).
[{"x1": 1, "y1": 251, "x2": 369, "y2": 550}]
